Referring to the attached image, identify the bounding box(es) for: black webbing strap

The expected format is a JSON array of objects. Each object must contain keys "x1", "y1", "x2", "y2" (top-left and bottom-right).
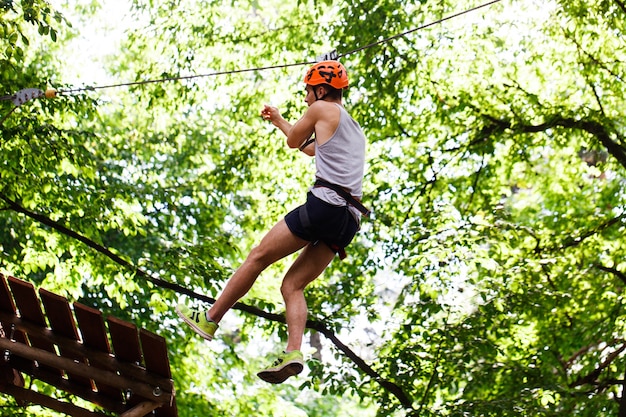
[
  {"x1": 299, "y1": 137, "x2": 316, "y2": 151},
  {"x1": 299, "y1": 201, "x2": 312, "y2": 231},
  {"x1": 314, "y1": 179, "x2": 371, "y2": 217}
]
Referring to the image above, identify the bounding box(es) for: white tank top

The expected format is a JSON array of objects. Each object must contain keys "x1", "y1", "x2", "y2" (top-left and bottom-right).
[{"x1": 310, "y1": 104, "x2": 366, "y2": 219}]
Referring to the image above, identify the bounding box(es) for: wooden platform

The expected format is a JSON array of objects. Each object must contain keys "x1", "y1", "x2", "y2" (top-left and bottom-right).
[{"x1": 0, "y1": 273, "x2": 177, "y2": 417}]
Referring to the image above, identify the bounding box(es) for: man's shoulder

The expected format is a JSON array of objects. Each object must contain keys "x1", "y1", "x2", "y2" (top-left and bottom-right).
[{"x1": 308, "y1": 100, "x2": 342, "y2": 117}]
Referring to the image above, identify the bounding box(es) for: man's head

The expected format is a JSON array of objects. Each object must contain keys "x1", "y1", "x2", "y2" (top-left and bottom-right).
[{"x1": 303, "y1": 60, "x2": 348, "y2": 102}]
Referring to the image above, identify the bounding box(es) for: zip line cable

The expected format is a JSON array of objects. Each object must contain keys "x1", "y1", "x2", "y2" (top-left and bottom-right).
[
  {"x1": 58, "y1": 0, "x2": 504, "y2": 95},
  {"x1": 57, "y1": 61, "x2": 317, "y2": 95},
  {"x1": 338, "y1": 0, "x2": 503, "y2": 58},
  {"x1": 1, "y1": 0, "x2": 504, "y2": 114}
]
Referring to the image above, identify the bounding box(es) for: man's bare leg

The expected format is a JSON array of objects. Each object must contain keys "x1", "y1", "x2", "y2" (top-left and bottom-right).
[
  {"x1": 208, "y1": 219, "x2": 308, "y2": 323},
  {"x1": 280, "y1": 242, "x2": 335, "y2": 352}
]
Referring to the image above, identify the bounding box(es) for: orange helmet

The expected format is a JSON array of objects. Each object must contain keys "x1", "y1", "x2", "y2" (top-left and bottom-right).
[{"x1": 303, "y1": 60, "x2": 349, "y2": 89}]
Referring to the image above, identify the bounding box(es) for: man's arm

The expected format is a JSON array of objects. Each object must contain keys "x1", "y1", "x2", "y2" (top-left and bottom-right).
[
  {"x1": 285, "y1": 105, "x2": 319, "y2": 149},
  {"x1": 299, "y1": 139, "x2": 315, "y2": 156},
  {"x1": 261, "y1": 104, "x2": 318, "y2": 153}
]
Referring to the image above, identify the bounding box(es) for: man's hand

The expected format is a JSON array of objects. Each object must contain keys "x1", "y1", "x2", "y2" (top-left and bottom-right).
[
  {"x1": 261, "y1": 104, "x2": 296, "y2": 140},
  {"x1": 261, "y1": 104, "x2": 281, "y2": 125}
]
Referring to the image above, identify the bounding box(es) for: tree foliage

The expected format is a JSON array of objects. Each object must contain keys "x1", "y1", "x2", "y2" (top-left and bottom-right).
[{"x1": 1, "y1": 0, "x2": 625, "y2": 416}]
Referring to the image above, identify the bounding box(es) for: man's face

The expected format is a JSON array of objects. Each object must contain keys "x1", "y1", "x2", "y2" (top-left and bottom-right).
[{"x1": 304, "y1": 85, "x2": 320, "y2": 107}]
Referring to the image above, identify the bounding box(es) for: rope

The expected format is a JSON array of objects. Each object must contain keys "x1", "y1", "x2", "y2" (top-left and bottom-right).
[
  {"x1": 57, "y1": 61, "x2": 316, "y2": 95},
  {"x1": 338, "y1": 0, "x2": 504, "y2": 58},
  {"x1": 1, "y1": 0, "x2": 504, "y2": 125},
  {"x1": 54, "y1": 0, "x2": 504, "y2": 95}
]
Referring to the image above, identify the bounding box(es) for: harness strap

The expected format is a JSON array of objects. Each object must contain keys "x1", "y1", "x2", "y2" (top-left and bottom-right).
[
  {"x1": 313, "y1": 179, "x2": 371, "y2": 217},
  {"x1": 299, "y1": 137, "x2": 316, "y2": 151},
  {"x1": 330, "y1": 244, "x2": 347, "y2": 260},
  {"x1": 298, "y1": 201, "x2": 312, "y2": 231}
]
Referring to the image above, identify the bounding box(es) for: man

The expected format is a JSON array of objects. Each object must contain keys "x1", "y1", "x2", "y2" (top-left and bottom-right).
[{"x1": 177, "y1": 60, "x2": 368, "y2": 384}]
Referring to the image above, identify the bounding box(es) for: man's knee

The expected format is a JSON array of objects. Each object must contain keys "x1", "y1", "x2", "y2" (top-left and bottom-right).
[
  {"x1": 247, "y1": 244, "x2": 273, "y2": 268},
  {"x1": 280, "y1": 279, "x2": 303, "y2": 299},
  {"x1": 280, "y1": 280, "x2": 291, "y2": 299}
]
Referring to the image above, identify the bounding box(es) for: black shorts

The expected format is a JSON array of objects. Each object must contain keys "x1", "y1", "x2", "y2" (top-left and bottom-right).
[{"x1": 284, "y1": 192, "x2": 359, "y2": 252}]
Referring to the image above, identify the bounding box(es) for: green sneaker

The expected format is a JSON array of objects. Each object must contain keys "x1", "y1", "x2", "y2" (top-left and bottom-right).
[
  {"x1": 176, "y1": 304, "x2": 218, "y2": 341},
  {"x1": 257, "y1": 350, "x2": 304, "y2": 384}
]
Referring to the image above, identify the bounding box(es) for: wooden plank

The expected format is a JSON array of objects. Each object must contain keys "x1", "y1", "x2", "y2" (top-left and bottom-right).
[
  {"x1": 7, "y1": 277, "x2": 46, "y2": 325},
  {"x1": 107, "y1": 316, "x2": 142, "y2": 364},
  {"x1": 0, "y1": 311, "x2": 173, "y2": 390},
  {"x1": 0, "y1": 274, "x2": 16, "y2": 313},
  {"x1": 39, "y1": 289, "x2": 93, "y2": 388},
  {"x1": 0, "y1": 337, "x2": 172, "y2": 404},
  {"x1": 0, "y1": 354, "x2": 28, "y2": 407},
  {"x1": 140, "y1": 329, "x2": 178, "y2": 417},
  {"x1": 73, "y1": 303, "x2": 110, "y2": 352},
  {"x1": 38, "y1": 289, "x2": 78, "y2": 339},
  {"x1": 7, "y1": 277, "x2": 60, "y2": 376},
  {"x1": 0, "y1": 277, "x2": 28, "y2": 402},
  {"x1": 0, "y1": 275, "x2": 28, "y2": 347},
  {"x1": 0, "y1": 305, "x2": 24, "y2": 391},
  {"x1": 7, "y1": 358, "x2": 126, "y2": 414},
  {"x1": 107, "y1": 316, "x2": 144, "y2": 410},
  {"x1": 0, "y1": 384, "x2": 110, "y2": 417},
  {"x1": 120, "y1": 400, "x2": 161, "y2": 417},
  {"x1": 73, "y1": 302, "x2": 121, "y2": 401},
  {"x1": 140, "y1": 330, "x2": 171, "y2": 378},
  {"x1": 0, "y1": 277, "x2": 177, "y2": 416},
  {"x1": 0, "y1": 361, "x2": 24, "y2": 390}
]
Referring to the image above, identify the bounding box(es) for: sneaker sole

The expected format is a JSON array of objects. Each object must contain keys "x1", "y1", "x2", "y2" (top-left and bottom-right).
[
  {"x1": 175, "y1": 305, "x2": 214, "y2": 341},
  {"x1": 257, "y1": 361, "x2": 304, "y2": 384}
]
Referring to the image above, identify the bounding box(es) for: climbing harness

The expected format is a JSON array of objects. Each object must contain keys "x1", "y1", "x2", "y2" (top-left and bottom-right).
[
  {"x1": 296, "y1": 179, "x2": 370, "y2": 260},
  {"x1": 314, "y1": 178, "x2": 370, "y2": 217}
]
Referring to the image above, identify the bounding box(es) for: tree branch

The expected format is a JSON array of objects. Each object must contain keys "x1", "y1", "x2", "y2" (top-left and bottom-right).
[
  {"x1": 560, "y1": 212, "x2": 626, "y2": 250},
  {"x1": 594, "y1": 263, "x2": 626, "y2": 286},
  {"x1": 0, "y1": 192, "x2": 415, "y2": 410},
  {"x1": 482, "y1": 113, "x2": 626, "y2": 170},
  {"x1": 416, "y1": 334, "x2": 445, "y2": 416},
  {"x1": 569, "y1": 343, "x2": 626, "y2": 388}
]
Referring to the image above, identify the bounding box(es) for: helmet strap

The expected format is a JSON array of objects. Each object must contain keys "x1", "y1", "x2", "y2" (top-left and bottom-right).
[{"x1": 313, "y1": 86, "x2": 326, "y2": 101}]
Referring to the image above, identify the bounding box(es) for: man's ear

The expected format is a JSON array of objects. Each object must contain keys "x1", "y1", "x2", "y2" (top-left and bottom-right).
[{"x1": 316, "y1": 85, "x2": 327, "y2": 99}]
